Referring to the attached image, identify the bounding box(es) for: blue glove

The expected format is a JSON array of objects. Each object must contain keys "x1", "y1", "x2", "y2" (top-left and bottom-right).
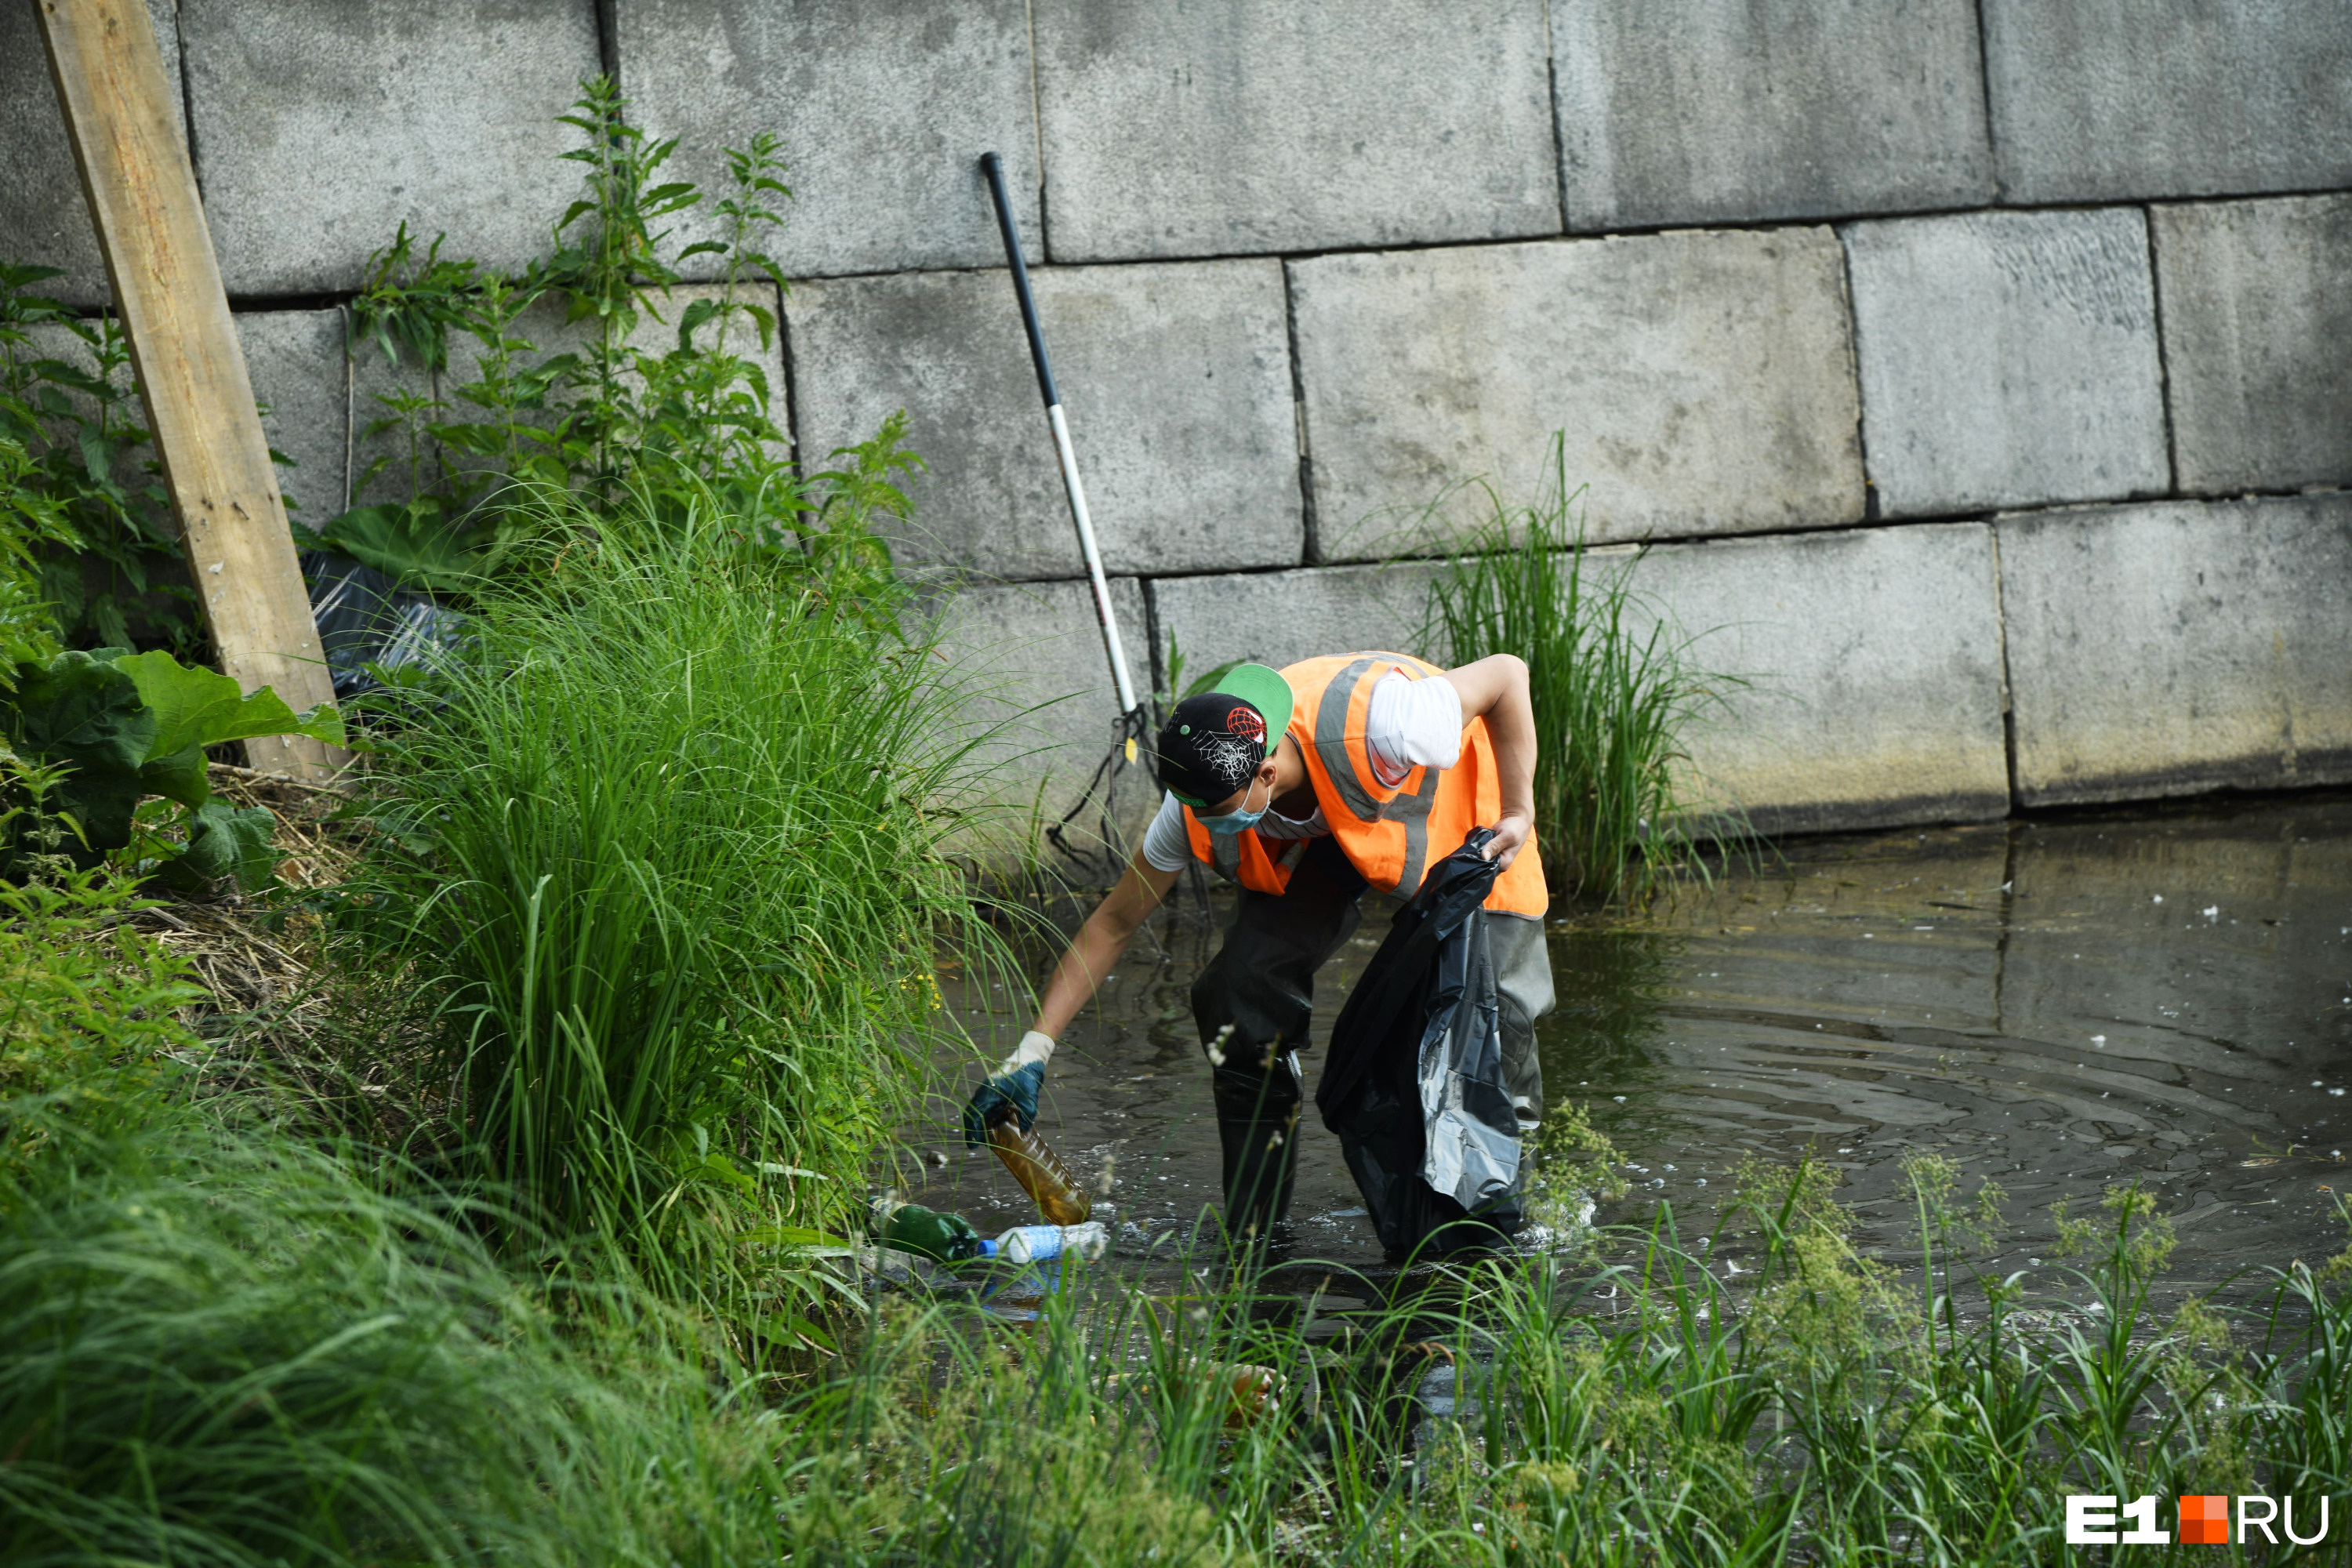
[{"x1": 962, "y1": 1059, "x2": 1044, "y2": 1147}]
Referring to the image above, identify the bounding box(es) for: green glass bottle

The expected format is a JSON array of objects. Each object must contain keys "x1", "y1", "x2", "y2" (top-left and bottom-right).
[{"x1": 869, "y1": 1198, "x2": 989, "y2": 1266}]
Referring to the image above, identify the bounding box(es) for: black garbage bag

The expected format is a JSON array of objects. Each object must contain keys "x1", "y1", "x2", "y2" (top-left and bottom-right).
[
  {"x1": 1316, "y1": 826, "x2": 1523, "y2": 1258},
  {"x1": 303, "y1": 551, "x2": 466, "y2": 700}
]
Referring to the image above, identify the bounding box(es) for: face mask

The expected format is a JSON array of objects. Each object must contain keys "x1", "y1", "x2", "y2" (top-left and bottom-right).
[{"x1": 1200, "y1": 775, "x2": 1270, "y2": 837}]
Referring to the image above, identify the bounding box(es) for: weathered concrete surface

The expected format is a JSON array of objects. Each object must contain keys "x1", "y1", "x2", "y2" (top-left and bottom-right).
[
  {"x1": 1290, "y1": 230, "x2": 1863, "y2": 561},
  {"x1": 1552, "y1": 0, "x2": 1992, "y2": 230},
  {"x1": 1148, "y1": 562, "x2": 1446, "y2": 682},
  {"x1": 612, "y1": 0, "x2": 1041, "y2": 280},
  {"x1": 1625, "y1": 524, "x2": 2010, "y2": 836},
  {"x1": 2154, "y1": 195, "x2": 2352, "y2": 496},
  {"x1": 234, "y1": 309, "x2": 350, "y2": 524},
  {"x1": 789, "y1": 261, "x2": 1301, "y2": 582},
  {"x1": 1032, "y1": 0, "x2": 1558, "y2": 262},
  {"x1": 1154, "y1": 526, "x2": 2007, "y2": 839},
  {"x1": 181, "y1": 0, "x2": 598, "y2": 298},
  {"x1": 1998, "y1": 495, "x2": 2352, "y2": 808},
  {"x1": 0, "y1": 0, "x2": 183, "y2": 307},
  {"x1": 927, "y1": 576, "x2": 1152, "y2": 854},
  {"x1": 1980, "y1": 0, "x2": 2352, "y2": 203},
  {"x1": 1844, "y1": 210, "x2": 2168, "y2": 519}
]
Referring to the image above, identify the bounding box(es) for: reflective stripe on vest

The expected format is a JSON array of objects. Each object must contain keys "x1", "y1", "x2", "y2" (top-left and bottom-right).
[{"x1": 1179, "y1": 652, "x2": 1548, "y2": 917}]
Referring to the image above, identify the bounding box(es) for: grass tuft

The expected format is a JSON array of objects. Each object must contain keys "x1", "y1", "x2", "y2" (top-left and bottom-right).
[
  {"x1": 1419, "y1": 436, "x2": 1744, "y2": 906},
  {"x1": 336, "y1": 489, "x2": 1007, "y2": 1310}
]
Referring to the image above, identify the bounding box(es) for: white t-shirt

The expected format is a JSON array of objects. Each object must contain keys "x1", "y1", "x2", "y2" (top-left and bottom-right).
[{"x1": 1139, "y1": 668, "x2": 1463, "y2": 873}]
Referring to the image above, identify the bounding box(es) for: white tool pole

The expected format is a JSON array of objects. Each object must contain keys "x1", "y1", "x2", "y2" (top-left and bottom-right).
[{"x1": 979, "y1": 153, "x2": 1140, "y2": 717}]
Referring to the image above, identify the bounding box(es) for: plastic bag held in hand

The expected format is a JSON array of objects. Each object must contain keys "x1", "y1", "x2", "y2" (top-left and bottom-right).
[{"x1": 961, "y1": 1031, "x2": 1054, "y2": 1145}]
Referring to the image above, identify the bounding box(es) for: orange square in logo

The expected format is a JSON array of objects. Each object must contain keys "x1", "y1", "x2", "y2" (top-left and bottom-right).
[{"x1": 2180, "y1": 1495, "x2": 2230, "y2": 1544}]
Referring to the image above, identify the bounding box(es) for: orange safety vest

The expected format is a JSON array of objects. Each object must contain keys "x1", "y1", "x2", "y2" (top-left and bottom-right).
[{"x1": 1180, "y1": 652, "x2": 1549, "y2": 917}]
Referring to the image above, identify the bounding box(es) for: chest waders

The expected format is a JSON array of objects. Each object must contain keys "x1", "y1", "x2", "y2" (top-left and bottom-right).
[{"x1": 1189, "y1": 837, "x2": 1367, "y2": 1243}]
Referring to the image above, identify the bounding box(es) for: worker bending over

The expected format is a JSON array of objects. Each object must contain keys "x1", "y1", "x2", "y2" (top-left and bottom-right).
[{"x1": 964, "y1": 652, "x2": 1554, "y2": 1238}]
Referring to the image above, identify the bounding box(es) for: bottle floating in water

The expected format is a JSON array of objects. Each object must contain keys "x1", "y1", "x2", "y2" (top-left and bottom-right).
[
  {"x1": 869, "y1": 1197, "x2": 987, "y2": 1265},
  {"x1": 994, "y1": 1219, "x2": 1110, "y2": 1267},
  {"x1": 986, "y1": 1112, "x2": 1094, "y2": 1226}
]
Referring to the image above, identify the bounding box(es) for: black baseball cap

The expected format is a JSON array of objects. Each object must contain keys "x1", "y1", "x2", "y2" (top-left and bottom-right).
[{"x1": 1152, "y1": 663, "x2": 1296, "y2": 808}]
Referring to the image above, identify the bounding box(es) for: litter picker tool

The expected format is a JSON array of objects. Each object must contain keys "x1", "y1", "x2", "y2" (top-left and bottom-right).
[{"x1": 980, "y1": 152, "x2": 1151, "y2": 871}]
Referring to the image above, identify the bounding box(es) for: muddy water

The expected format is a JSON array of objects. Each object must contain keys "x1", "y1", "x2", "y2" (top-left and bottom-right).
[{"x1": 907, "y1": 793, "x2": 2352, "y2": 1288}]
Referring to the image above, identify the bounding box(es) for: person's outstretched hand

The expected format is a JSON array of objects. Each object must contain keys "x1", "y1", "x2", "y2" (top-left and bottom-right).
[{"x1": 960, "y1": 1030, "x2": 1055, "y2": 1145}]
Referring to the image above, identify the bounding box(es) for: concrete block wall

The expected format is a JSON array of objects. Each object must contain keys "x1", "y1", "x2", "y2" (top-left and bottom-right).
[{"x1": 8, "y1": 0, "x2": 2350, "y2": 851}]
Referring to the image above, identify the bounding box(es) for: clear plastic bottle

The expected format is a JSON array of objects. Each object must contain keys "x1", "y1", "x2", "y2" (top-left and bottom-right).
[
  {"x1": 996, "y1": 1219, "x2": 1111, "y2": 1267},
  {"x1": 985, "y1": 1115, "x2": 1094, "y2": 1226}
]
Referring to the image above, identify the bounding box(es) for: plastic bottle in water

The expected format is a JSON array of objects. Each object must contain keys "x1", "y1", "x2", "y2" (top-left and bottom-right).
[
  {"x1": 868, "y1": 1197, "x2": 987, "y2": 1265},
  {"x1": 993, "y1": 1219, "x2": 1111, "y2": 1267},
  {"x1": 985, "y1": 1112, "x2": 1094, "y2": 1226}
]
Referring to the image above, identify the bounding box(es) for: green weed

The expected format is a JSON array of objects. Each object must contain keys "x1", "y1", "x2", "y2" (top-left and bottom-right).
[
  {"x1": 0, "y1": 263, "x2": 195, "y2": 655},
  {"x1": 329, "y1": 78, "x2": 814, "y2": 583}
]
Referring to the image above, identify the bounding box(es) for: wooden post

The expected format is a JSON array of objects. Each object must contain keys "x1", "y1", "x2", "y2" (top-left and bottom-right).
[{"x1": 36, "y1": 0, "x2": 345, "y2": 780}]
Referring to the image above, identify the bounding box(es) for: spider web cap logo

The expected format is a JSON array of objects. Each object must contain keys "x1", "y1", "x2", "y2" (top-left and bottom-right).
[{"x1": 1155, "y1": 692, "x2": 1271, "y2": 804}]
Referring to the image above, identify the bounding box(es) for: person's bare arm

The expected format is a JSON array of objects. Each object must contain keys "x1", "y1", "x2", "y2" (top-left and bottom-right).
[
  {"x1": 1029, "y1": 848, "x2": 1181, "y2": 1040},
  {"x1": 1442, "y1": 653, "x2": 1537, "y2": 870}
]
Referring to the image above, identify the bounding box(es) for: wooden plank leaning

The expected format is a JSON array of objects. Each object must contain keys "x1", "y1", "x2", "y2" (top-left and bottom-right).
[{"x1": 34, "y1": 0, "x2": 346, "y2": 781}]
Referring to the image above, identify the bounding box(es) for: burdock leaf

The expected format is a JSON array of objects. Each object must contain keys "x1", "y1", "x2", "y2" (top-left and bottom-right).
[
  {"x1": 114, "y1": 650, "x2": 345, "y2": 768},
  {"x1": 8, "y1": 650, "x2": 151, "y2": 850}
]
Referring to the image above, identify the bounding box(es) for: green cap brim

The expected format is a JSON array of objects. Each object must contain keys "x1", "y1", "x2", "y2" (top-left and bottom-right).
[{"x1": 1211, "y1": 663, "x2": 1294, "y2": 751}]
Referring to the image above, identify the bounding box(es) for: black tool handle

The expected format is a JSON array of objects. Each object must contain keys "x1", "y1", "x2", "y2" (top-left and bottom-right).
[{"x1": 979, "y1": 152, "x2": 1058, "y2": 408}]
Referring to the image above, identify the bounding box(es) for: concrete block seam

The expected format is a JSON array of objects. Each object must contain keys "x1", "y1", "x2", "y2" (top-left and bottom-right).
[
  {"x1": 1970, "y1": 0, "x2": 2002, "y2": 205},
  {"x1": 194, "y1": 189, "x2": 2352, "y2": 311},
  {"x1": 170, "y1": 2, "x2": 200, "y2": 199},
  {"x1": 1139, "y1": 577, "x2": 1164, "y2": 699},
  {"x1": 1986, "y1": 522, "x2": 2020, "y2": 807},
  {"x1": 1541, "y1": 0, "x2": 1570, "y2": 241},
  {"x1": 1833, "y1": 223, "x2": 1880, "y2": 522},
  {"x1": 593, "y1": 0, "x2": 619, "y2": 83},
  {"x1": 1022, "y1": 0, "x2": 1051, "y2": 262},
  {"x1": 776, "y1": 293, "x2": 811, "y2": 491},
  {"x1": 1280, "y1": 259, "x2": 1318, "y2": 564},
  {"x1": 2142, "y1": 202, "x2": 2182, "y2": 496}
]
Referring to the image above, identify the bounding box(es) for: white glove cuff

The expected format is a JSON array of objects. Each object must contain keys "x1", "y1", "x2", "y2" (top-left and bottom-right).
[{"x1": 999, "y1": 1029, "x2": 1056, "y2": 1075}]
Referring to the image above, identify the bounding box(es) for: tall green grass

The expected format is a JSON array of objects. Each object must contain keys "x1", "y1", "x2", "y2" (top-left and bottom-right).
[
  {"x1": 343, "y1": 492, "x2": 1005, "y2": 1302},
  {"x1": 1420, "y1": 437, "x2": 1741, "y2": 906},
  {"x1": 0, "y1": 845, "x2": 790, "y2": 1568},
  {"x1": 0, "y1": 1116, "x2": 727, "y2": 1567}
]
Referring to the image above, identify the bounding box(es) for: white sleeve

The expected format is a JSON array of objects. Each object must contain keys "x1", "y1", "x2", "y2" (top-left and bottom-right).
[
  {"x1": 1365, "y1": 668, "x2": 1465, "y2": 773},
  {"x1": 1139, "y1": 793, "x2": 1193, "y2": 873}
]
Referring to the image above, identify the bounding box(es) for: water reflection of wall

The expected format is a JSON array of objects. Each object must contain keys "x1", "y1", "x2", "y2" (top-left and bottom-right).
[
  {"x1": 1537, "y1": 799, "x2": 2352, "y2": 1275},
  {"x1": 2002, "y1": 804, "x2": 2352, "y2": 1094}
]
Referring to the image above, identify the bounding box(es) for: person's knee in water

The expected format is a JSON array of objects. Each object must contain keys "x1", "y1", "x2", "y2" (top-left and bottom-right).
[{"x1": 961, "y1": 652, "x2": 1555, "y2": 1241}]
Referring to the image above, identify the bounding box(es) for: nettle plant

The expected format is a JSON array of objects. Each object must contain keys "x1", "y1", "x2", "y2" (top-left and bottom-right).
[
  {"x1": 2, "y1": 78, "x2": 918, "y2": 662},
  {"x1": 313, "y1": 77, "x2": 916, "y2": 611},
  {"x1": 0, "y1": 263, "x2": 208, "y2": 657}
]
